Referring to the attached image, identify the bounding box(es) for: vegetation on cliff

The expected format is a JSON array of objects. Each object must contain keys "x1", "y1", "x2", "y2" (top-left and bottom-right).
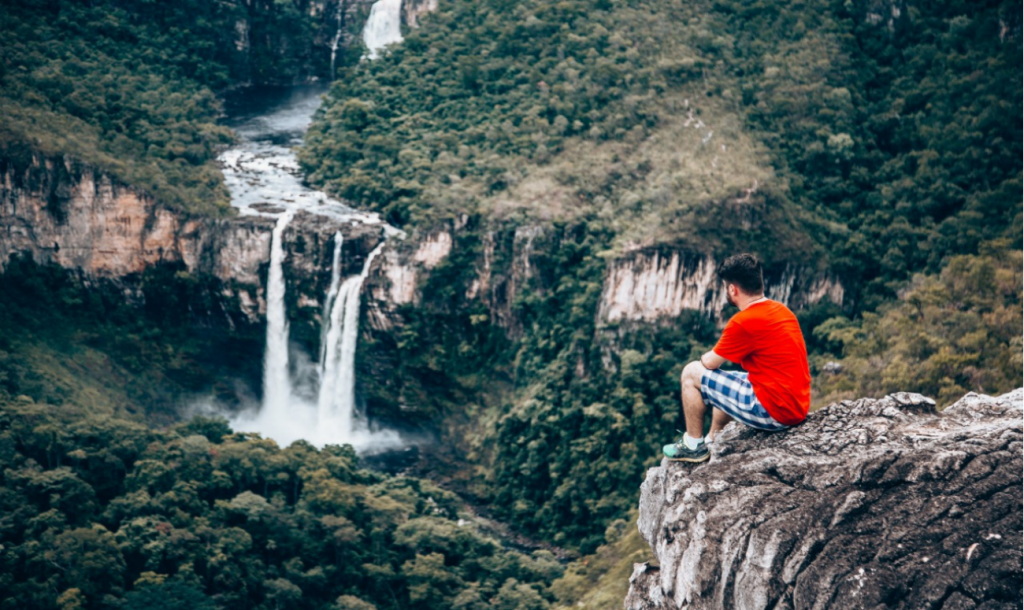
[
  {"x1": 0, "y1": 0, "x2": 356, "y2": 215},
  {"x1": 0, "y1": 256, "x2": 263, "y2": 419},
  {"x1": 814, "y1": 248, "x2": 1023, "y2": 407},
  {"x1": 309, "y1": 0, "x2": 1021, "y2": 555}
]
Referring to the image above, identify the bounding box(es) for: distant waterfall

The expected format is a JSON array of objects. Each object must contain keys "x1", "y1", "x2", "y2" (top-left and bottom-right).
[
  {"x1": 317, "y1": 242, "x2": 386, "y2": 437},
  {"x1": 319, "y1": 232, "x2": 344, "y2": 367},
  {"x1": 363, "y1": 0, "x2": 403, "y2": 60},
  {"x1": 330, "y1": 2, "x2": 344, "y2": 77},
  {"x1": 262, "y1": 210, "x2": 296, "y2": 417},
  {"x1": 220, "y1": 87, "x2": 401, "y2": 452}
]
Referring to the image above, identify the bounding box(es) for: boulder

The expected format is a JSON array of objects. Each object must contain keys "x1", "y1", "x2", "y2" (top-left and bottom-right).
[{"x1": 625, "y1": 389, "x2": 1023, "y2": 610}]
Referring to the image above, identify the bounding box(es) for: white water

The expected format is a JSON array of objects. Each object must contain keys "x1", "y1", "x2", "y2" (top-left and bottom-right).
[
  {"x1": 220, "y1": 88, "x2": 402, "y2": 451},
  {"x1": 218, "y1": 88, "x2": 386, "y2": 224},
  {"x1": 262, "y1": 210, "x2": 296, "y2": 415},
  {"x1": 362, "y1": 0, "x2": 404, "y2": 60},
  {"x1": 330, "y1": 2, "x2": 344, "y2": 77},
  {"x1": 320, "y1": 232, "x2": 345, "y2": 367},
  {"x1": 317, "y1": 242, "x2": 386, "y2": 435}
]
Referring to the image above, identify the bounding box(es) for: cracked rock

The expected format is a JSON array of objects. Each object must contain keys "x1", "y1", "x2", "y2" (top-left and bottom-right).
[{"x1": 625, "y1": 390, "x2": 1023, "y2": 610}]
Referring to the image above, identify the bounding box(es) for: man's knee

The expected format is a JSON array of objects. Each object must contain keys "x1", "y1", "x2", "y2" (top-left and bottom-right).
[{"x1": 681, "y1": 360, "x2": 704, "y2": 388}]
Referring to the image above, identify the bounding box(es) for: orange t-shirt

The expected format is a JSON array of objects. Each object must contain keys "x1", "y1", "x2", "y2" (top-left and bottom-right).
[{"x1": 712, "y1": 299, "x2": 810, "y2": 425}]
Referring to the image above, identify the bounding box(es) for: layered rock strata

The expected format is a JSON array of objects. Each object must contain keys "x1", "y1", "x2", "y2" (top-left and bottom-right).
[
  {"x1": 625, "y1": 390, "x2": 1023, "y2": 610},
  {"x1": 599, "y1": 249, "x2": 844, "y2": 323},
  {"x1": 0, "y1": 155, "x2": 386, "y2": 324}
]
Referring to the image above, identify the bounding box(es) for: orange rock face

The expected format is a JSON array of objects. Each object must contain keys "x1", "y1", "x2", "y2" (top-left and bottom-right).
[{"x1": 1, "y1": 156, "x2": 196, "y2": 277}]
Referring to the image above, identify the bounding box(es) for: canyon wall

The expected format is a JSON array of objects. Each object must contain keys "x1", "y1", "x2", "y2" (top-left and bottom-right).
[
  {"x1": 366, "y1": 222, "x2": 551, "y2": 336},
  {"x1": 598, "y1": 249, "x2": 844, "y2": 324},
  {"x1": 367, "y1": 225, "x2": 845, "y2": 336},
  {"x1": 0, "y1": 154, "x2": 386, "y2": 327},
  {"x1": 403, "y1": 0, "x2": 439, "y2": 28}
]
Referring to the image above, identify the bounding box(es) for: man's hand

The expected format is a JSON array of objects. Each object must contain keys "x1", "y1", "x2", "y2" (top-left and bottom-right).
[{"x1": 699, "y1": 350, "x2": 727, "y2": 370}]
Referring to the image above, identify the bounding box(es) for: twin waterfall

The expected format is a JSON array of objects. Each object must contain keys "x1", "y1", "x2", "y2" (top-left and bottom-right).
[
  {"x1": 239, "y1": 212, "x2": 396, "y2": 450},
  {"x1": 220, "y1": 2, "x2": 413, "y2": 450}
]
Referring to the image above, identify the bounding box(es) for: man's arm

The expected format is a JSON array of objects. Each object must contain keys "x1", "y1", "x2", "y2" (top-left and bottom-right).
[{"x1": 699, "y1": 350, "x2": 727, "y2": 370}]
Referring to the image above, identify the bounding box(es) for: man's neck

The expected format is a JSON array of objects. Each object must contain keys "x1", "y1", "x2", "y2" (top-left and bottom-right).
[{"x1": 737, "y1": 293, "x2": 768, "y2": 311}]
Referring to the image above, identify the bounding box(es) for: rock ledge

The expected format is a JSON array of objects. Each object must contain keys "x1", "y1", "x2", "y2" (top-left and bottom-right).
[{"x1": 625, "y1": 390, "x2": 1023, "y2": 610}]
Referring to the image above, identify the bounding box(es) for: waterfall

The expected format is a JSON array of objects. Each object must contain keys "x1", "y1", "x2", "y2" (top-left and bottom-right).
[
  {"x1": 330, "y1": 1, "x2": 344, "y2": 77},
  {"x1": 220, "y1": 88, "x2": 402, "y2": 452},
  {"x1": 262, "y1": 210, "x2": 296, "y2": 417},
  {"x1": 362, "y1": 0, "x2": 403, "y2": 60},
  {"x1": 317, "y1": 241, "x2": 386, "y2": 439},
  {"x1": 319, "y1": 232, "x2": 344, "y2": 367},
  {"x1": 236, "y1": 227, "x2": 396, "y2": 450}
]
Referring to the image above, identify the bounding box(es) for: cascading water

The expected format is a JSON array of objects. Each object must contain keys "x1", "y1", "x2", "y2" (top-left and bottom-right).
[
  {"x1": 219, "y1": 13, "x2": 414, "y2": 448},
  {"x1": 319, "y1": 232, "x2": 345, "y2": 367},
  {"x1": 362, "y1": 0, "x2": 403, "y2": 60},
  {"x1": 317, "y1": 242, "x2": 386, "y2": 437},
  {"x1": 262, "y1": 210, "x2": 296, "y2": 416},
  {"x1": 329, "y1": 2, "x2": 344, "y2": 78},
  {"x1": 219, "y1": 87, "x2": 401, "y2": 451}
]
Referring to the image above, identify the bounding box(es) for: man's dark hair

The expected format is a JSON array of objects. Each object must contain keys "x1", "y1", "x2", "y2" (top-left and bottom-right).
[{"x1": 718, "y1": 253, "x2": 764, "y2": 294}]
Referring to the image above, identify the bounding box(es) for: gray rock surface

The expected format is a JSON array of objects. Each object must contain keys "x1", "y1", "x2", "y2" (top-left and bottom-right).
[{"x1": 625, "y1": 390, "x2": 1023, "y2": 610}]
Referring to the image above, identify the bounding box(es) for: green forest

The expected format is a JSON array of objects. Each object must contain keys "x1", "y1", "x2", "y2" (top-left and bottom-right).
[
  {"x1": 306, "y1": 0, "x2": 1022, "y2": 550},
  {"x1": 0, "y1": 0, "x2": 361, "y2": 214},
  {"x1": 0, "y1": 0, "x2": 1021, "y2": 608},
  {"x1": 0, "y1": 401, "x2": 564, "y2": 610}
]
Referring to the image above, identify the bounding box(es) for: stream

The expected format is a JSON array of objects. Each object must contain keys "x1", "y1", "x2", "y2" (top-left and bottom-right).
[{"x1": 216, "y1": 86, "x2": 399, "y2": 451}]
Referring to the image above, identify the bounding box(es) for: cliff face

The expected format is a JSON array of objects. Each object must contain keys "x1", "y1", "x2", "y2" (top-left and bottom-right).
[
  {"x1": 403, "y1": 0, "x2": 439, "y2": 28},
  {"x1": 625, "y1": 389, "x2": 1023, "y2": 610},
  {"x1": 365, "y1": 222, "x2": 551, "y2": 336},
  {"x1": 1, "y1": 155, "x2": 202, "y2": 278},
  {"x1": 368, "y1": 224, "x2": 844, "y2": 337},
  {"x1": 0, "y1": 154, "x2": 386, "y2": 326},
  {"x1": 598, "y1": 249, "x2": 844, "y2": 323}
]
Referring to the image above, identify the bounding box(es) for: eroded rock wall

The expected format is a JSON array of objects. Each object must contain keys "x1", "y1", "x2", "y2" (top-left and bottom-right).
[
  {"x1": 403, "y1": 0, "x2": 439, "y2": 28},
  {"x1": 625, "y1": 390, "x2": 1024, "y2": 610},
  {"x1": 598, "y1": 249, "x2": 844, "y2": 323},
  {"x1": 0, "y1": 154, "x2": 386, "y2": 326}
]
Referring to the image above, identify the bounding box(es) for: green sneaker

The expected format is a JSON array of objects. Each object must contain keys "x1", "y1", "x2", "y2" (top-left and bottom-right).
[{"x1": 662, "y1": 436, "x2": 710, "y2": 463}]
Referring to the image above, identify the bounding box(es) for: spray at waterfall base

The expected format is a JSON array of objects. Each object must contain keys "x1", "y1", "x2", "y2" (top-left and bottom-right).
[
  {"x1": 210, "y1": 1, "x2": 413, "y2": 452},
  {"x1": 228, "y1": 218, "x2": 401, "y2": 452}
]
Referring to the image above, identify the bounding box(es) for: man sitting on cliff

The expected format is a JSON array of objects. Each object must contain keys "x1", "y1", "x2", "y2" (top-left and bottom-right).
[{"x1": 663, "y1": 253, "x2": 811, "y2": 463}]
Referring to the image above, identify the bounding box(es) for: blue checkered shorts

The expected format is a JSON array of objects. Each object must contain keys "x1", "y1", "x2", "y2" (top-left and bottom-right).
[{"x1": 700, "y1": 369, "x2": 789, "y2": 431}]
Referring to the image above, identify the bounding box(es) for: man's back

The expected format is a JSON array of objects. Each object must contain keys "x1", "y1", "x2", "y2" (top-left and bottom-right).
[{"x1": 713, "y1": 300, "x2": 810, "y2": 425}]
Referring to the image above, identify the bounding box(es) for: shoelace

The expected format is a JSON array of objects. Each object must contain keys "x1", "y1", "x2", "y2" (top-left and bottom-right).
[{"x1": 674, "y1": 429, "x2": 705, "y2": 448}]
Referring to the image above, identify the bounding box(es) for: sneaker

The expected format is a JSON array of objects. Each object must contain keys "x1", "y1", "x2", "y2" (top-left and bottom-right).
[{"x1": 662, "y1": 437, "x2": 710, "y2": 463}]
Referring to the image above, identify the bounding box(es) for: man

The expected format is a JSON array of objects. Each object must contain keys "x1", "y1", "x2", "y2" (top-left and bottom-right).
[{"x1": 663, "y1": 253, "x2": 811, "y2": 463}]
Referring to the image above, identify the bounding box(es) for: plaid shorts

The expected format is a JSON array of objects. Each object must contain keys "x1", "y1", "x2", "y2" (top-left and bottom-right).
[{"x1": 700, "y1": 368, "x2": 789, "y2": 431}]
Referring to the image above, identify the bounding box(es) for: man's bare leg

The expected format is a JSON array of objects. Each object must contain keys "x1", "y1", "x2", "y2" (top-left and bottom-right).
[
  {"x1": 680, "y1": 361, "x2": 707, "y2": 439},
  {"x1": 707, "y1": 408, "x2": 733, "y2": 442}
]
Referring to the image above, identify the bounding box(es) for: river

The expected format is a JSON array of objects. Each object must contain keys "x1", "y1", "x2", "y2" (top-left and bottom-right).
[{"x1": 216, "y1": 85, "x2": 401, "y2": 453}]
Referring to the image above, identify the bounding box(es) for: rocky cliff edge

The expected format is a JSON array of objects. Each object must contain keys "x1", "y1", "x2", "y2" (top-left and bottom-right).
[{"x1": 625, "y1": 389, "x2": 1023, "y2": 610}]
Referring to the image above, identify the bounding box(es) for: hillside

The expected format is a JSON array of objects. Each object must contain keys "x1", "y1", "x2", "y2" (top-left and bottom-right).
[
  {"x1": 301, "y1": 0, "x2": 1022, "y2": 553},
  {"x1": 0, "y1": 0, "x2": 1020, "y2": 608},
  {"x1": 0, "y1": 0, "x2": 363, "y2": 215},
  {"x1": 0, "y1": 398, "x2": 565, "y2": 610},
  {"x1": 302, "y1": 0, "x2": 1022, "y2": 306}
]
